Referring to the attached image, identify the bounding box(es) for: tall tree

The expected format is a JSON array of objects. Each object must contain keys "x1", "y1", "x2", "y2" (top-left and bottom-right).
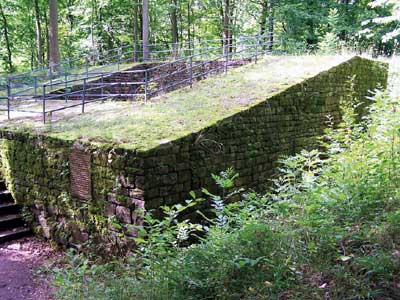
[
  {"x1": 34, "y1": 0, "x2": 44, "y2": 65},
  {"x1": 0, "y1": 2, "x2": 13, "y2": 71},
  {"x1": 187, "y1": 0, "x2": 192, "y2": 43},
  {"x1": 142, "y1": 0, "x2": 150, "y2": 60},
  {"x1": 267, "y1": 0, "x2": 274, "y2": 51},
  {"x1": 133, "y1": 0, "x2": 140, "y2": 61},
  {"x1": 223, "y1": 0, "x2": 231, "y2": 54},
  {"x1": 368, "y1": 0, "x2": 400, "y2": 42},
  {"x1": 259, "y1": 0, "x2": 268, "y2": 37},
  {"x1": 48, "y1": 0, "x2": 60, "y2": 67},
  {"x1": 171, "y1": 0, "x2": 179, "y2": 57}
]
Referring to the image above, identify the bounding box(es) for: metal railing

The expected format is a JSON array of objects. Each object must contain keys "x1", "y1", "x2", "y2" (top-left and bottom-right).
[{"x1": 0, "y1": 34, "x2": 277, "y2": 123}]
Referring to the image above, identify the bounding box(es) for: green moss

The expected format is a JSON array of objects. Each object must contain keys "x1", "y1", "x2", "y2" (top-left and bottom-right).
[
  {"x1": 0, "y1": 55, "x2": 389, "y2": 254},
  {"x1": 0, "y1": 55, "x2": 360, "y2": 151}
]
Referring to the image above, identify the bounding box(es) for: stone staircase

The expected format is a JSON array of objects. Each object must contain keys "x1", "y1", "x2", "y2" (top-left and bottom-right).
[
  {"x1": 0, "y1": 181, "x2": 30, "y2": 243},
  {"x1": 45, "y1": 59, "x2": 250, "y2": 101}
]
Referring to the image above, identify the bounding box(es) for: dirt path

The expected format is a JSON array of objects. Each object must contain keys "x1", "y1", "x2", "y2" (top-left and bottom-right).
[{"x1": 0, "y1": 237, "x2": 61, "y2": 300}]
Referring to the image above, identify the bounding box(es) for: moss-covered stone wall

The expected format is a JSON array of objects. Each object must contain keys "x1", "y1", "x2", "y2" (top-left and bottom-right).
[
  {"x1": 0, "y1": 133, "x2": 145, "y2": 253},
  {"x1": 140, "y1": 56, "x2": 388, "y2": 207},
  {"x1": 0, "y1": 56, "x2": 388, "y2": 253}
]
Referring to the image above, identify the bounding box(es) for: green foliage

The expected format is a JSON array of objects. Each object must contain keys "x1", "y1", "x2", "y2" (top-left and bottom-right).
[
  {"x1": 1, "y1": 0, "x2": 399, "y2": 72},
  {"x1": 318, "y1": 32, "x2": 339, "y2": 54},
  {"x1": 50, "y1": 74, "x2": 400, "y2": 299},
  {"x1": 2, "y1": 56, "x2": 355, "y2": 151}
]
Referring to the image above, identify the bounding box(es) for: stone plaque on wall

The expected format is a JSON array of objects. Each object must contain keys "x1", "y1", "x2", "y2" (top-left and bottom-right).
[{"x1": 70, "y1": 143, "x2": 92, "y2": 200}]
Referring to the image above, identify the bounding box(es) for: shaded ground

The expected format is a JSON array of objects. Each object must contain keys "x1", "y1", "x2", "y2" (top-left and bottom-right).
[{"x1": 0, "y1": 237, "x2": 61, "y2": 300}]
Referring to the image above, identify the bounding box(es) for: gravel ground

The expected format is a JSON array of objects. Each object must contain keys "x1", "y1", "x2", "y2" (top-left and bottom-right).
[{"x1": 0, "y1": 237, "x2": 62, "y2": 300}]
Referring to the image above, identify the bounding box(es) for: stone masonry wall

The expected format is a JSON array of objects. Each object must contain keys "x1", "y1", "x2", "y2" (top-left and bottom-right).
[
  {"x1": 0, "y1": 134, "x2": 144, "y2": 253},
  {"x1": 0, "y1": 56, "x2": 388, "y2": 253},
  {"x1": 140, "y1": 56, "x2": 389, "y2": 208}
]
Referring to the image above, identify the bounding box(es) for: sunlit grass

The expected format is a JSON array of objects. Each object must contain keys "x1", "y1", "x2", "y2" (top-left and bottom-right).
[{"x1": 0, "y1": 55, "x2": 351, "y2": 151}]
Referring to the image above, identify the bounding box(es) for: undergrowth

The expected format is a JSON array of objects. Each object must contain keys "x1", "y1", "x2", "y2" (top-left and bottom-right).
[{"x1": 49, "y1": 87, "x2": 400, "y2": 299}]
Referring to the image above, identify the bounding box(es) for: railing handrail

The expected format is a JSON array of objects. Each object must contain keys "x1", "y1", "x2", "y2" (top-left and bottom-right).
[
  {"x1": 1, "y1": 34, "x2": 277, "y2": 123},
  {"x1": 2, "y1": 34, "x2": 270, "y2": 80}
]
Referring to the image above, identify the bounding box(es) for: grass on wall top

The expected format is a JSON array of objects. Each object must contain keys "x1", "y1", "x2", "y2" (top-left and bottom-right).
[{"x1": 0, "y1": 55, "x2": 352, "y2": 151}]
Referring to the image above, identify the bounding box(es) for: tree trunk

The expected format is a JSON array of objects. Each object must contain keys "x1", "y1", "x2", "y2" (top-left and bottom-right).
[
  {"x1": 223, "y1": 0, "x2": 231, "y2": 54},
  {"x1": 229, "y1": 0, "x2": 235, "y2": 53},
  {"x1": 171, "y1": 0, "x2": 179, "y2": 58},
  {"x1": 267, "y1": 0, "x2": 274, "y2": 52},
  {"x1": 0, "y1": 2, "x2": 13, "y2": 71},
  {"x1": 133, "y1": 0, "x2": 140, "y2": 61},
  {"x1": 339, "y1": 0, "x2": 350, "y2": 41},
  {"x1": 187, "y1": 0, "x2": 191, "y2": 44},
  {"x1": 260, "y1": 1, "x2": 268, "y2": 37},
  {"x1": 142, "y1": 0, "x2": 150, "y2": 61},
  {"x1": 45, "y1": 11, "x2": 50, "y2": 64},
  {"x1": 48, "y1": 0, "x2": 60, "y2": 68},
  {"x1": 178, "y1": 0, "x2": 183, "y2": 43},
  {"x1": 34, "y1": 0, "x2": 44, "y2": 65},
  {"x1": 91, "y1": 0, "x2": 96, "y2": 57}
]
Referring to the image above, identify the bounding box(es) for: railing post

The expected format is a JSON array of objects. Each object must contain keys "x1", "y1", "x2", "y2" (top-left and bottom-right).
[
  {"x1": 144, "y1": 69, "x2": 148, "y2": 101},
  {"x1": 82, "y1": 78, "x2": 86, "y2": 113},
  {"x1": 85, "y1": 56, "x2": 89, "y2": 78},
  {"x1": 42, "y1": 84, "x2": 46, "y2": 124},
  {"x1": 6, "y1": 82, "x2": 11, "y2": 120},
  {"x1": 7, "y1": 78, "x2": 12, "y2": 99},
  {"x1": 190, "y1": 40, "x2": 194, "y2": 57},
  {"x1": 189, "y1": 55, "x2": 193, "y2": 88},
  {"x1": 101, "y1": 74, "x2": 104, "y2": 102}
]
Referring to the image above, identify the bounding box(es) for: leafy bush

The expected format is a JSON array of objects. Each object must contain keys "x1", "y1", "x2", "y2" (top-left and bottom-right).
[{"x1": 50, "y1": 88, "x2": 400, "y2": 299}]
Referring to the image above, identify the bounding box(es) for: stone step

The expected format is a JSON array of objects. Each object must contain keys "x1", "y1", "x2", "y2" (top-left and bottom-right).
[
  {"x1": 0, "y1": 191, "x2": 13, "y2": 205},
  {"x1": 0, "y1": 203, "x2": 20, "y2": 216},
  {"x1": 0, "y1": 227, "x2": 31, "y2": 244},
  {"x1": 0, "y1": 214, "x2": 25, "y2": 231}
]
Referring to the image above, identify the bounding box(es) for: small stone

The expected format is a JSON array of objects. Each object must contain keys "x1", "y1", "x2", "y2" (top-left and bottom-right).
[
  {"x1": 133, "y1": 199, "x2": 145, "y2": 210},
  {"x1": 38, "y1": 214, "x2": 50, "y2": 239},
  {"x1": 71, "y1": 230, "x2": 89, "y2": 244},
  {"x1": 108, "y1": 193, "x2": 122, "y2": 205},
  {"x1": 124, "y1": 224, "x2": 138, "y2": 237},
  {"x1": 116, "y1": 206, "x2": 132, "y2": 224},
  {"x1": 161, "y1": 173, "x2": 178, "y2": 185},
  {"x1": 47, "y1": 204, "x2": 58, "y2": 216},
  {"x1": 118, "y1": 175, "x2": 135, "y2": 189},
  {"x1": 105, "y1": 203, "x2": 116, "y2": 217},
  {"x1": 129, "y1": 189, "x2": 144, "y2": 200}
]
